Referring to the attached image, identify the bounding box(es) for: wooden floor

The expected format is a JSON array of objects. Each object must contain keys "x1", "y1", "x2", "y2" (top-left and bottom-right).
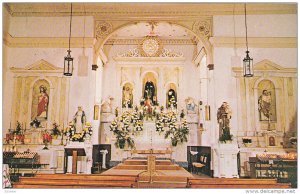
[{"x1": 11, "y1": 159, "x2": 291, "y2": 189}]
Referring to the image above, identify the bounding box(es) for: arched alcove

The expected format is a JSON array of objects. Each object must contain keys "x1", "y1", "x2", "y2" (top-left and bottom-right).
[
  {"x1": 166, "y1": 83, "x2": 177, "y2": 108},
  {"x1": 257, "y1": 79, "x2": 277, "y2": 122},
  {"x1": 142, "y1": 72, "x2": 158, "y2": 105},
  {"x1": 122, "y1": 82, "x2": 134, "y2": 108}
]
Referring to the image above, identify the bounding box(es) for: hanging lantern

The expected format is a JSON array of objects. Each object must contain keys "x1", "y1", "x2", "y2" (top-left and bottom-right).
[
  {"x1": 243, "y1": 4, "x2": 254, "y2": 77},
  {"x1": 243, "y1": 51, "x2": 253, "y2": 77},
  {"x1": 63, "y1": 3, "x2": 73, "y2": 76},
  {"x1": 64, "y1": 50, "x2": 73, "y2": 76}
]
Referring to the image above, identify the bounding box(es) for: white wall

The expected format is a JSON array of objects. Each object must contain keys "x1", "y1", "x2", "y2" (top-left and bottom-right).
[
  {"x1": 214, "y1": 14, "x2": 297, "y2": 37},
  {"x1": 8, "y1": 16, "x2": 94, "y2": 37}
]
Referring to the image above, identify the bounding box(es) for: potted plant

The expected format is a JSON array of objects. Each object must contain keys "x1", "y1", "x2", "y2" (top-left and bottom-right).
[
  {"x1": 30, "y1": 118, "x2": 41, "y2": 128},
  {"x1": 42, "y1": 130, "x2": 52, "y2": 150},
  {"x1": 219, "y1": 127, "x2": 233, "y2": 143},
  {"x1": 242, "y1": 137, "x2": 252, "y2": 147}
]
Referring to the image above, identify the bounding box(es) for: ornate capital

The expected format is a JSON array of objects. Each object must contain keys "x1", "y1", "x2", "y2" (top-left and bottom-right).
[{"x1": 95, "y1": 21, "x2": 113, "y2": 39}]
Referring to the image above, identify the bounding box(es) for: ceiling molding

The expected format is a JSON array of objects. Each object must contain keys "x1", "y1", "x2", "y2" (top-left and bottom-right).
[
  {"x1": 210, "y1": 37, "x2": 297, "y2": 48},
  {"x1": 4, "y1": 34, "x2": 94, "y2": 48},
  {"x1": 4, "y1": 3, "x2": 297, "y2": 17}
]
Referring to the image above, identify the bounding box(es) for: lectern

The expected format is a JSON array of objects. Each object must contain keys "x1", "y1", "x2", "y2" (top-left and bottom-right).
[{"x1": 64, "y1": 148, "x2": 86, "y2": 174}]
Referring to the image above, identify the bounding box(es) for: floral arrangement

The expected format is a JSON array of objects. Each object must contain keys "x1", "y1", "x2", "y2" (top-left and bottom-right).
[
  {"x1": 109, "y1": 109, "x2": 144, "y2": 149},
  {"x1": 42, "y1": 130, "x2": 52, "y2": 144},
  {"x1": 64, "y1": 122, "x2": 93, "y2": 142},
  {"x1": 155, "y1": 111, "x2": 189, "y2": 147},
  {"x1": 30, "y1": 118, "x2": 41, "y2": 128},
  {"x1": 51, "y1": 122, "x2": 61, "y2": 138},
  {"x1": 6, "y1": 121, "x2": 25, "y2": 144},
  {"x1": 42, "y1": 130, "x2": 52, "y2": 150}
]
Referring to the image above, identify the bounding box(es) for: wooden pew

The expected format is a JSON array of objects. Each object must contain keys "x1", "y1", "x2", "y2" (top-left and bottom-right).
[
  {"x1": 187, "y1": 178, "x2": 291, "y2": 188},
  {"x1": 13, "y1": 174, "x2": 138, "y2": 188}
]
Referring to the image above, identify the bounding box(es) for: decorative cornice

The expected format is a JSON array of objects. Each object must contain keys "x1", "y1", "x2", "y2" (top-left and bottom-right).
[
  {"x1": 210, "y1": 37, "x2": 297, "y2": 48},
  {"x1": 117, "y1": 48, "x2": 183, "y2": 58},
  {"x1": 5, "y1": 3, "x2": 297, "y2": 17},
  {"x1": 4, "y1": 33, "x2": 94, "y2": 48},
  {"x1": 105, "y1": 38, "x2": 196, "y2": 45}
]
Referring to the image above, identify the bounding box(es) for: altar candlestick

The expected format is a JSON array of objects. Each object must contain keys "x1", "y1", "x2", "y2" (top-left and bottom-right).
[{"x1": 9, "y1": 122, "x2": 11, "y2": 129}]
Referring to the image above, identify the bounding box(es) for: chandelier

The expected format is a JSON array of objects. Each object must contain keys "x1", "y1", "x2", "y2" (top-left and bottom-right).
[
  {"x1": 63, "y1": 3, "x2": 73, "y2": 76},
  {"x1": 243, "y1": 4, "x2": 254, "y2": 77}
]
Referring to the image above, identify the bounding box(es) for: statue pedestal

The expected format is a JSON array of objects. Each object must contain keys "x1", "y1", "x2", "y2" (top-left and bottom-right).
[{"x1": 213, "y1": 142, "x2": 239, "y2": 178}]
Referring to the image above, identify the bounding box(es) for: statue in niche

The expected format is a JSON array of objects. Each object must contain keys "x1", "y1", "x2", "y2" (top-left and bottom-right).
[
  {"x1": 258, "y1": 90, "x2": 272, "y2": 121},
  {"x1": 37, "y1": 85, "x2": 49, "y2": 120},
  {"x1": 217, "y1": 102, "x2": 232, "y2": 138},
  {"x1": 122, "y1": 84, "x2": 133, "y2": 108},
  {"x1": 167, "y1": 89, "x2": 177, "y2": 108},
  {"x1": 73, "y1": 106, "x2": 86, "y2": 133},
  {"x1": 144, "y1": 97, "x2": 153, "y2": 121},
  {"x1": 144, "y1": 79, "x2": 156, "y2": 105}
]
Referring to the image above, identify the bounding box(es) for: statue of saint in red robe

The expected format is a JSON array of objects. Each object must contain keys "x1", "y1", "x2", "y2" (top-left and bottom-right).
[{"x1": 37, "y1": 85, "x2": 49, "y2": 119}]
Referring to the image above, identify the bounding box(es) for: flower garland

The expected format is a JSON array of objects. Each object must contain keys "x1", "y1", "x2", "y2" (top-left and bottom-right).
[{"x1": 64, "y1": 122, "x2": 93, "y2": 142}]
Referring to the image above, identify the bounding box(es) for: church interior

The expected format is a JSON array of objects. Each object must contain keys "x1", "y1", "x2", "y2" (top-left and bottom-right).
[{"x1": 2, "y1": 2, "x2": 298, "y2": 189}]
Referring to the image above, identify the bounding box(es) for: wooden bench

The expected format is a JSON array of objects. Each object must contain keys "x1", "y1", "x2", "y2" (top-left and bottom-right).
[
  {"x1": 187, "y1": 178, "x2": 291, "y2": 188},
  {"x1": 13, "y1": 174, "x2": 138, "y2": 188}
]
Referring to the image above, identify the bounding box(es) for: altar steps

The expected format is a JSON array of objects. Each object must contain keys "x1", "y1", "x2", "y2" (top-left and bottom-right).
[
  {"x1": 13, "y1": 174, "x2": 138, "y2": 188},
  {"x1": 124, "y1": 159, "x2": 172, "y2": 165},
  {"x1": 115, "y1": 164, "x2": 181, "y2": 170}
]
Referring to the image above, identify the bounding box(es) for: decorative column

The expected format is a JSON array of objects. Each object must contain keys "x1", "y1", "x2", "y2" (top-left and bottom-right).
[
  {"x1": 177, "y1": 67, "x2": 183, "y2": 109},
  {"x1": 158, "y1": 67, "x2": 164, "y2": 105},
  {"x1": 100, "y1": 149, "x2": 108, "y2": 169}
]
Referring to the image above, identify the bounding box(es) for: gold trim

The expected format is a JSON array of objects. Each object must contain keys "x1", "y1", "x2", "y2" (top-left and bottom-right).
[
  {"x1": 138, "y1": 36, "x2": 163, "y2": 57},
  {"x1": 210, "y1": 37, "x2": 297, "y2": 48}
]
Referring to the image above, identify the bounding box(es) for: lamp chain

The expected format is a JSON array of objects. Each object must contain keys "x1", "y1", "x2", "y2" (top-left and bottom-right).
[
  {"x1": 244, "y1": 3, "x2": 248, "y2": 52},
  {"x1": 68, "y1": 3, "x2": 73, "y2": 51}
]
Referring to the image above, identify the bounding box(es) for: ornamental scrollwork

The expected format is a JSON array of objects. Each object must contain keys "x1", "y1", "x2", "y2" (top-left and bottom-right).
[{"x1": 95, "y1": 21, "x2": 113, "y2": 38}]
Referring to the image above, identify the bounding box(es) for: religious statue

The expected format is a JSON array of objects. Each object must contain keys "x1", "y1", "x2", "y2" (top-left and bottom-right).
[
  {"x1": 185, "y1": 97, "x2": 196, "y2": 114},
  {"x1": 167, "y1": 89, "x2": 177, "y2": 108},
  {"x1": 37, "y1": 85, "x2": 49, "y2": 119},
  {"x1": 144, "y1": 80, "x2": 155, "y2": 103},
  {"x1": 73, "y1": 106, "x2": 86, "y2": 133},
  {"x1": 122, "y1": 85, "x2": 133, "y2": 108},
  {"x1": 258, "y1": 90, "x2": 272, "y2": 121},
  {"x1": 144, "y1": 97, "x2": 153, "y2": 121},
  {"x1": 217, "y1": 102, "x2": 232, "y2": 138}
]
